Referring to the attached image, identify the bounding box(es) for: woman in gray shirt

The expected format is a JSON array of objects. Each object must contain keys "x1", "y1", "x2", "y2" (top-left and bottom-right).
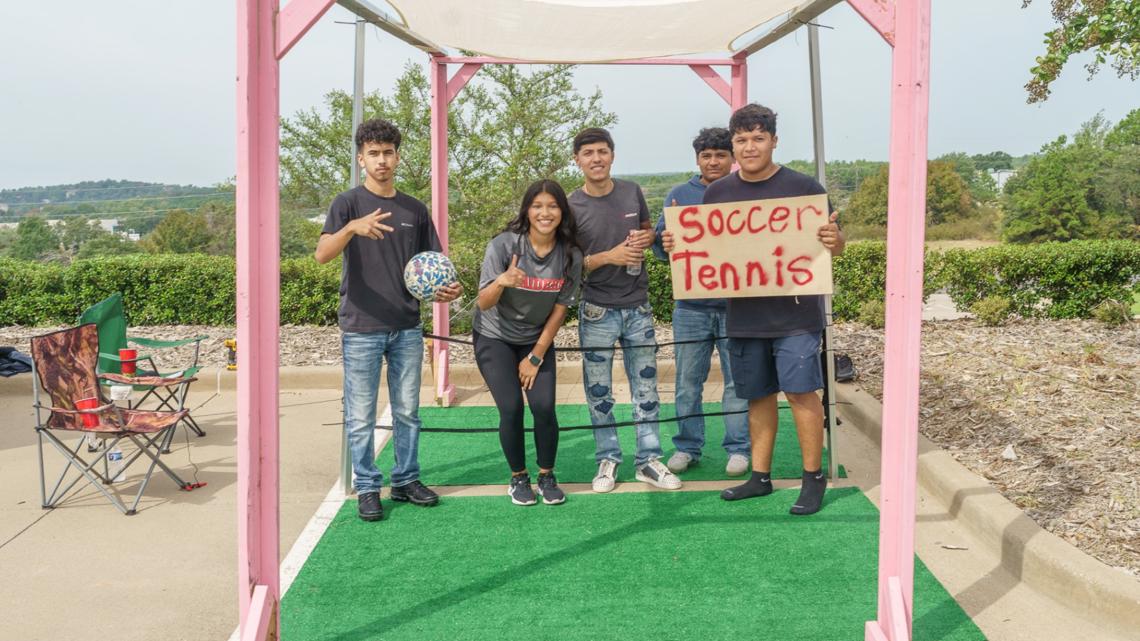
[{"x1": 475, "y1": 179, "x2": 583, "y2": 506}]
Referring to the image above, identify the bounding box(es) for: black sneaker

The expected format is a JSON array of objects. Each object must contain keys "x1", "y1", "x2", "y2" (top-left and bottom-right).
[
  {"x1": 536, "y1": 472, "x2": 566, "y2": 505},
  {"x1": 389, "y1": 480, "x2": 440, "y2": 507},
  {"x1": 508, "y1": 474, "x2": 537, "y2": 506},
  {"x1": 357, "y1": 491, "x2": 384, "y2": 522}
]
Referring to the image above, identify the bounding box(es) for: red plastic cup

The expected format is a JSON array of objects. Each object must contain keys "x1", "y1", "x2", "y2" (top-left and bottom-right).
[
  {"x1": 75, "y1": 397, "x2": 100, "y2": 428},
  {"x1": 119, "y1": 348, "x2": 138, "y2": 376}
]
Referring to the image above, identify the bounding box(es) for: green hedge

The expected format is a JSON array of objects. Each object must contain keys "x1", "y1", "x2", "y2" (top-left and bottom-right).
[
  {"x1": 2, "y1": 241, "x2": 1136, "y2": 327},
  {"x1": 937, "y1": 240, "x2": 1140, "y2": 319}
]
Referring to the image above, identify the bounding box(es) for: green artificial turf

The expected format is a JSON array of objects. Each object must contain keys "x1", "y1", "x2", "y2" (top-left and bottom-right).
[
  {"x1": 378, "y1": 402, "x2": 839, "y2": 485},
  {"x1": 283, "y1": 488, "x2": 985, "y2": 641}
]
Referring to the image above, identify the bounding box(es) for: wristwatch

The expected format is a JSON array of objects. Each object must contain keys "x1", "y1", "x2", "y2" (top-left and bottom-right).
[{"x1": 527, "y1": 353, "x2": 543, "y2": 366}]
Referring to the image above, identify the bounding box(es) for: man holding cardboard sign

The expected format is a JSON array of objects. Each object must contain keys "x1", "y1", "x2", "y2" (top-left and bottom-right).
[{"x1": 662, "y1": 104, "x2": 844, "y2": 515}]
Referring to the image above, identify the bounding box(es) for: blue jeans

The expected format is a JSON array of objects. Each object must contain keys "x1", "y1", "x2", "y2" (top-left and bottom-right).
[
  {"x1": 579, "y1": 301, "x2": 662, "y2": 467},
  {"x1": 671, "y1": 305, "x2": 750, "y2": 459},
  {"x1": 342, "y1": 327, "x2": 424, "y2": 493}
]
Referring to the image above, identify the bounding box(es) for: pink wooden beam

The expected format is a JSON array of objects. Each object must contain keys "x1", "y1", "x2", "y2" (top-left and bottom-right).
[
  {"x1": 446, "y1": 63, "x2": 483, "y2": 104},
  {"x1": 847, "y1": 0, "x2": 896, "y2": 46},
  {"x1": 236, "y1": 0, "x2": 281, "y2": 634},
  {"x1": 240, "y1": 585, "x2": 276, "y2": 641},
  {"x1": 868, "y1": 0, "x2": 931, "y2": 639},
  {"x1": 276, "y1": 0, "x2": 337, "y2": 60},
  {"x1": 430, "y1": 56, "x2": 455, "y2": 406},
  {"x1": 730, "y1": 58, "x2": 748, "y2": 111},
  {"x1": 435, "y1": 55, "x2": 735, "y2": 66},
  {"x1": 689, "y1": 65, "x2": 732, "y2": 105}
]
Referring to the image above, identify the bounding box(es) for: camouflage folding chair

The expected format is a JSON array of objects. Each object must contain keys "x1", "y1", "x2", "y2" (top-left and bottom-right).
[
  {"x1": 30, "y1": 324, "x2": 197, "y2": 515},
  {"x1": 78, "y1": 293, "x2": 207, "y2": 439}
]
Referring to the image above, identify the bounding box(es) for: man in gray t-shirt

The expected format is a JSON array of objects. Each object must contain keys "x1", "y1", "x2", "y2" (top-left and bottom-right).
[{"x1": 570, "y1": 127, "x2": 682, "y2": 494}]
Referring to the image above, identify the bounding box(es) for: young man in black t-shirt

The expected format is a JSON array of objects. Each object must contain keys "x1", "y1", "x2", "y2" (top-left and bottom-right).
[
  {"x1": 663, "y1": 104, "x2": 844, "y2": 514},
  {"x1": 315, "y1": 119, "x2": 462, "y2": 522}
]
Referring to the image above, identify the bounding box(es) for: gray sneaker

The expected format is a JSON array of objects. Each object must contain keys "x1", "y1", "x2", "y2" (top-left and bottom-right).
[
  {"x1": 636, "y1": 459, "x2": 682, "y2": 490},
  {"x1": 508, "y1": 474, "x2": 537, "y2": 506},
  {"x1": 666, "y1": 451, "x2": 694, "y2": 473},
  {"x1": 536, "y1": 472, "x2": 566, "y2": 505}
]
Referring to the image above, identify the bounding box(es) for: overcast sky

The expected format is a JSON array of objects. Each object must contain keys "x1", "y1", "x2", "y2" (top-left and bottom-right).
[{"x1": 0, "y1": 1, "x2": 1136, "y2": 191}]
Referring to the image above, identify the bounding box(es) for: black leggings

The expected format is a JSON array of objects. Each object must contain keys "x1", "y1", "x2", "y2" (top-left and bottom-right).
[{"x1": 473, "y1": 333, "x2": 559, "y2": 473}]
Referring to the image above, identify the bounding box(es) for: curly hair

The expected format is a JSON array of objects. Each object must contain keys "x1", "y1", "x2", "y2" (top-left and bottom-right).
[
  {"x1": 692, "y1": 127, "x2": 732, "y2": 155},
  {"x1": 355, "y1": 118, "x2": 402, "y2": 151},
  {"x1": 728, "y1": 104, "x2": 777, "y2": 137}
]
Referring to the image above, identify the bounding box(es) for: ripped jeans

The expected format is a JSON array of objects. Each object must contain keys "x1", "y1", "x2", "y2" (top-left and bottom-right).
[{"x1": 579, "y1": 301, "x2": 662, "y2": 467}]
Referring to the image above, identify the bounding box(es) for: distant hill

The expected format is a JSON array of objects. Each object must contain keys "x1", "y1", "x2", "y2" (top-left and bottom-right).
[
  {"x1": 0, "y1": 180, "x2": 233, "y2": 232},
  {"x1": 0, "y1": 179, "x2": 219, "y2": 206}
]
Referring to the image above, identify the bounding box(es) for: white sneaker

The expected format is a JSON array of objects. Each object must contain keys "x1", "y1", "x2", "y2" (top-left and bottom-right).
[
  {"x1": 592, "y1": 459, "x2": 618, "y2": 493},
  {"x1": 666, "y1": 451, "x2": 694, "y2": 473},
  {"x1": 725, "y1": 454, "x2": 750, "y2": 477},
  {"x1": 636, "y1": 459, "x2": 683, "y2": 490}
]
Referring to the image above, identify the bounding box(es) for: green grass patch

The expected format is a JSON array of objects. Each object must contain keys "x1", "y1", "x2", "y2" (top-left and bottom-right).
[
  {"x1": 283, "y1": 489, "x2": 984, "y2": 641},
  {"x1": 379, "y1": 402, "x2": 836, "y2": 484}
]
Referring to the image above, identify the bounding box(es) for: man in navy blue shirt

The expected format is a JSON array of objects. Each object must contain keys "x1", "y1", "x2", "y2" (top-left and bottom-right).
[
  {"x1": 652, "y1": 128, "x2": 750, "y2": 477},
  {"x1": 663, "y1": 105, "x2": 844, "y2": 515}
]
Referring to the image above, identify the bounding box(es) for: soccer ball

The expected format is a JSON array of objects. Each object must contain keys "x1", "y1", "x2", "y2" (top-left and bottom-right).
[{"x1": 403, "y1": 251, "x2": 457, "y2": 302}]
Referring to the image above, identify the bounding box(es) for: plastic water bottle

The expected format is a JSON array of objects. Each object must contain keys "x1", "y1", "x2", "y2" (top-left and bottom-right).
[
  {"x1": 626, "y1": 229, "x2": 642, "y2": 276},
  {"x1": 107, "y1": 447, "x2": 126, "y2": 483}
]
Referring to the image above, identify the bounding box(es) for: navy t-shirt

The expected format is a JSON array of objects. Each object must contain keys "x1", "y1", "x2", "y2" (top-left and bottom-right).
[
  {"x1": 702, "y1": 167, "x2": 832, "y2": 338},
  {"x1": 322, "y1": 186, "x2": 441, "y2": 333}
]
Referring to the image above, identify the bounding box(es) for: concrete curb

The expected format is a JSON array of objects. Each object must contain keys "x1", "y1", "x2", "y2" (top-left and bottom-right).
[{"x1": 836, "y1": 383, "x2": 1140, "y2": 639}]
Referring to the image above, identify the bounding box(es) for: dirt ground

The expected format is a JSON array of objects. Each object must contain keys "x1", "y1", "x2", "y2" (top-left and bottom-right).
[{"x1": 3, "y1": 318, "x2": 1136, "y2": 577}]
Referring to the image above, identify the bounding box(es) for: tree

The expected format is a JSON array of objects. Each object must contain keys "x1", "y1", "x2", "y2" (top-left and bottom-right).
[
  {"x1": 77, "y1": 233, "x2": 143, "y2": 258},
  {"x1": 1001, "y1": 114, "x2": 1137, "y2": 241},
  {"x1": 8, "y1": 216, "x2": 59, "y2": 261},
  {"x1": 935, "y1": 152, "x2": 998, "y2": 202},
  {"x1": 972, "y1": 151, "x2": 1014, "y2": 171},
  {"x1": 280, "y1": 61, "x2": 617, "y2": 293},
  {"x1": 926, "y1": 161, "x2": 974, "y2": 224},
  {"x1": 142, "y1": 209, "x2": 213, "y2": 254},
  {"x1": 1024, "y1": 0, "x2": 1140, "y2": 103},
  {"x1": 58, "y1": 216, "x2": 102, "y2": 256},
  {"x1": 845, "y1": 165, "x2": 890, "y2": 226},
  {"x1": 280, "y1": 63, "x2": 433, "y2": 209},
  {"x1": 844, "y1": 161, "x2": 976, "y2": 227}
]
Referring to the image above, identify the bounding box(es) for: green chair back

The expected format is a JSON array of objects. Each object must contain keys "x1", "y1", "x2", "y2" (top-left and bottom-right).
[{"x1": 78, "y1": 293, "x2": 128, "y2": 375}]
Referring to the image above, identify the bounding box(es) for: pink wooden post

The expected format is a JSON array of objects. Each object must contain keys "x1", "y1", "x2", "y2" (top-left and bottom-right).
[
  {"x1": 429, "y1": 55, "x2": 455, "y2": 406},
  {"x1": 236, "y1": 1, "x2": 333, "y2": 638},
  {"x1": 235, "y1": 1, "x2": 281, "y2": 632},
  {"x1": 867, "y1": 0, "x2": 931, "y2": 639},
  {"x1": 730, "y1": 55, "x2": 748, "y2": 111}
]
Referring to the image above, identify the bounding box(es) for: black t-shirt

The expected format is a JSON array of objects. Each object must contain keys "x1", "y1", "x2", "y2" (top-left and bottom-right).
[
  {"x1": 702, "y1": 167, "x2": 831, "y2": 338},
  {"x1": 322, "y1": 186, "x2": 441, "y2": 332}
]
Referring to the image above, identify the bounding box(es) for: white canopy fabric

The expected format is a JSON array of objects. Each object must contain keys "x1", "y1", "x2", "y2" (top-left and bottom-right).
[{"x1": 384, "y1": 0, "x2": 807, "y2": 62}]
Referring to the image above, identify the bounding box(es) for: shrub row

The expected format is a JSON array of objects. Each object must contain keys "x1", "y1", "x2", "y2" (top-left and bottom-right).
[{"x1": 2, "y1": 240, "x2": 1136, "y2": 327}]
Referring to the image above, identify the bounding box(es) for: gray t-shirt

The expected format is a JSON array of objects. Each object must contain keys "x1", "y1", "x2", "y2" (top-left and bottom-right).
[
  {"x1": 474, "y1": 231, "x2": 583, "y2": 344},
  {"x1": 569, "y1": 178, "x2": 650, "y2": 308},
  {"x1": 702, "y1": 168, "x2": 831, "y2": 338},
  {"x1": 322, "y1": 186, "x2": 441, "y2": 333}
]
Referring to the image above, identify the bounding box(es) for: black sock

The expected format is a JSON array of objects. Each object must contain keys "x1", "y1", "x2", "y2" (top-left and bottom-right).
[
  {"x1": 720, "y1": 470, "x2": 773, "y2": 501},
  {"x1": 790, "y1": 469, "x2": 827, "y2": 515}
]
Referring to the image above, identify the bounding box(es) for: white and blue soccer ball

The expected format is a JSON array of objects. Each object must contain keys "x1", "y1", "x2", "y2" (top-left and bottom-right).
[{"x1": 403, "y1": 251, "x2": 457, "y2": 302}]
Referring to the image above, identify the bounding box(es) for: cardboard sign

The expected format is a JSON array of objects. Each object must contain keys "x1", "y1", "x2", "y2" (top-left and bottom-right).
[{"x1": 663, "y1": 194, "x2": 833, "y2": 299}]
